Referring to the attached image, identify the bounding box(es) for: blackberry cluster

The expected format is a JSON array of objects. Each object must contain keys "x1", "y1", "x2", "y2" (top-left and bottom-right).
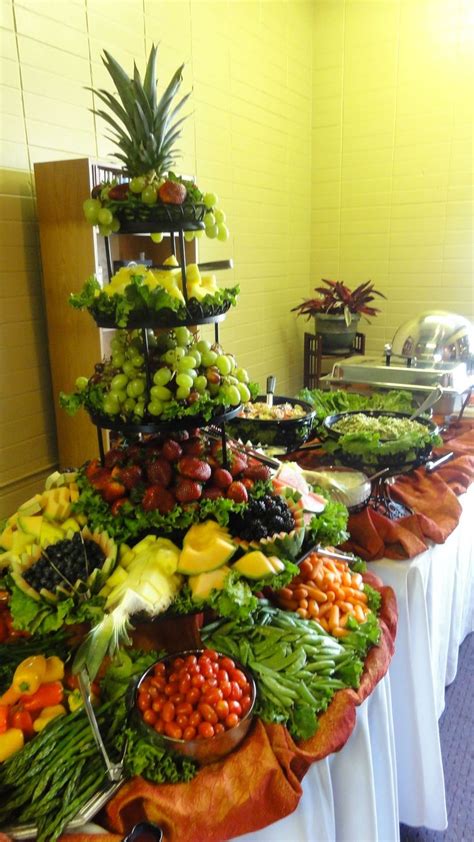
[
  {"x1": 228, "y1": 494, "x2": 295, "y2": 541},
  {"x1": 24, "y1": 533, "x2": 105, "y2": 593}
]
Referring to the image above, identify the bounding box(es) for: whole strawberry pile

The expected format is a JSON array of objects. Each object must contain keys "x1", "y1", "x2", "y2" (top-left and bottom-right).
[{"x1": 78, "y1": 432, "x2": 274, "y2": 538}]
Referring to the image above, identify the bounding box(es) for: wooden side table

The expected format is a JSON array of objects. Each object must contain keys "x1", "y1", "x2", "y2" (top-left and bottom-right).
[{"x1": 303, "y1": 332, "x2": 366, "y2": 389}]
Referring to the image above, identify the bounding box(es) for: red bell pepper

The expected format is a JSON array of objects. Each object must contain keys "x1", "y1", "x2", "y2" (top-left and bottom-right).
[
  {"x1": 0, "y1": 705, "x2": 9, "y2": 734},
  {"x1": 10, "y1": 709, "x2": 35, "y2": 737},
  {"x1": 22, "y1": 682, "x2": 64, "y2": 712}
]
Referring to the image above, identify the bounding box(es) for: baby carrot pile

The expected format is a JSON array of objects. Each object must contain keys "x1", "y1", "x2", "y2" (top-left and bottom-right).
[{"x1": 275, "y1": 551, "x2": 370, "y2": 637}]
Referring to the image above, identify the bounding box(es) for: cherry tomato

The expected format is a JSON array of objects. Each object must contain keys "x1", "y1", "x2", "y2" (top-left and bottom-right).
[
  {"x1": 191, "y1": 674, "x2": 205, "y2": 689},
  {"x1": 162, "y1": 702, "x2": 176, "y2": 723},
  {"x1": 186, "y1": 688, "x2": 201, "y2": 705},
  {"x1": 214, "y1": 723, "x2": 225, "y2": 735},
  {"x1": 183, "y1": 726, "x2": 197, "y2": 741},
  {"x1": 187, "y1": 663, "x2": 201, "y2": 675},
  {"x1": 228, "y1": 700, "x2": 242, "y2": 717},
  {"x1": 168, "y1": 671, "x2": 180, "y2": 684},
  {"x1": 216, "y1": 669, "x2": 229, "y2": 683},
  {"x1": 202, "y1": 678, "x2": 218, "y2": 694},
  {"x1": 150, "y1": 676, "x2": 166, "y2": 691},
  {"x1": 198, "y1": 703, "x2": 218, "y2": 725},
  {"x1": 230, "y1": 681, "x2": 243, "y2": 700},
  {"x1": 143, "y1": 709, "x2": 157, "y2": 726},
  {"x1": 140, "y1": 678, "x2": 152, "y2": 691},
  {"x1": 203, "y1": 649, "x2": 219, "y2": 662},
  {"x1": 220, "y1": 681, "x2": 232, "y2": 699},
  {"x1": 198, "y1": 656, "x2": 211, "y2": 670},
  {"x1": 211, "y1": 662, "x2": 220, "y2": 674},
  {"x1": 176, "y1": 714, "x2": 189, "y2": 728},
  {"x1": 230, "y1": 669, "x2": 248, "y2": 689},
  {"x1": 148, "y1": 685, "x2": 160, "y2": 700},
  {"x1": 179, "y1": 677, "x2": 191, "y2": 694},
  {"x1": 225, "y1": 713, "x2": 240, "y2": 729},
  {"x1": 154, "y1": 719, "x2": 165, "y2": 734},
  {"x1": 189, "y1": 711, "x2": 202, "y2": 727},
  {"x1": 241, "y1": 694, "x2": 252, "y2": 715},
  {"x1": 220, "y1": 657, "x2": 235, "y2": 672},
  {"x1": 185, "y1": 655, "x2": 198, "y2": 668},
  {"x1": 165, "y1": 722, "x2": 182, "y2": 740},
  {"x1": 170, "y1": 693, "x2": 185, "y2": 705},
  {"x1": 215, "y1": 700, "x2": 230, "y2": 720},
  {"x1": 201, "y1": 664, "x2": 215, "y2": 679},
  {"x1": 172, "y1": 658, "x2": 185, "y2": 670},
  {"x1": 176, "y1": 702, "x2": 193, "y2": 717},
  {"x1": 152, "y1": 699, "x2": 164, "y2": 713},
  {"x1": 154, "y1": 662, "x2": 166, "y2": 676},
  {"x1": 198, "y1": 721, "x2": 215, "y2": 739},
  {"x1": 138, "y1": 692, "x2": 151, "y2": 711},
  {"x1": 205, "y1": 688, "x2": 223, "y2": 706}
]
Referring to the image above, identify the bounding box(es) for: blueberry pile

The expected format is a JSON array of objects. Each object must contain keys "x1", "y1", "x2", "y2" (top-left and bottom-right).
[
  {"x1": 24, "y1": 532, "x2": 105, "y2": 593},
  {"x1": 228, "y1": 494, "x2": 295, "y2": 541}
]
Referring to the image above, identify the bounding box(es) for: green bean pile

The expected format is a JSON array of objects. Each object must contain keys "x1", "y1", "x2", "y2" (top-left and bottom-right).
[{"x1": 202, "y1": 602, "x2": 364, "y2": 740}]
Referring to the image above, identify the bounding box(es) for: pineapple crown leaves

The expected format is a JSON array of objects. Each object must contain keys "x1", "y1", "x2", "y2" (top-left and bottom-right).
[{"x1": 88, "y1": 44, "x2": 192, "y2": 177}]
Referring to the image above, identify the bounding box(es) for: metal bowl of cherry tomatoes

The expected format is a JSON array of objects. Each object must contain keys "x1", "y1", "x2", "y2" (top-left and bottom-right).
[{"x1": 132, "y1": 649, "x2": 257, "y2": 766}]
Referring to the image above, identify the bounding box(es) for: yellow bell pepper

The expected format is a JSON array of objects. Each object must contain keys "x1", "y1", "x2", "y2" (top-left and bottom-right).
[
  {"x1": 43, "y1": 656, "x2": 65, "y2": 683},
  {"x1": 33, "y1": 704, "x2": 66, "y2": 733},
  {"x1": 12, "y1": 655, "x2": 47, "y2": 695},
  {"x1": 67, "y1": 689, "x2": 83, "y2": 712},
  {"x1": 0, "y1": 728, "x2": 24, "y2": 762}
]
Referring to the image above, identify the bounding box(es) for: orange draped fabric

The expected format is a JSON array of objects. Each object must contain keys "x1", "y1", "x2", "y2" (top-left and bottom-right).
[{"x1": 59, "y1": 572, "x2": 396, "y2": 842}]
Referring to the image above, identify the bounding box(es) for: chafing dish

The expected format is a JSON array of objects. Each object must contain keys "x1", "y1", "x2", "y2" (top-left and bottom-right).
[{"x1": 321, "y1": 311, "x2": 474, "y2": 418}]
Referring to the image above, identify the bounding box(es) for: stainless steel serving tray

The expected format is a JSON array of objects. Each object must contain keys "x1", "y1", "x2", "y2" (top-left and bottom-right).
[
  {"x1": 3, "y1": 778, "x2": 123, "y2": 840},
  {"x1": 321, "y1": 355, "x2": 473, "y2": 415}
]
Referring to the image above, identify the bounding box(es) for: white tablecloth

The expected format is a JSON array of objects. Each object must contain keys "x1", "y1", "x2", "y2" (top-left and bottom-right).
[
  {"x1": 371, "y1": 484, "x2": 474, "y2": 830},
  {"x1": 235, "y1": 675, "x2": 399, "y2": 842}
]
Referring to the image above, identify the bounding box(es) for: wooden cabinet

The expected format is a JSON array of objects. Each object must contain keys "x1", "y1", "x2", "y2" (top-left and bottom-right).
[{"x1": 34, "y1": 158, "x2": 196, "y2": 469}]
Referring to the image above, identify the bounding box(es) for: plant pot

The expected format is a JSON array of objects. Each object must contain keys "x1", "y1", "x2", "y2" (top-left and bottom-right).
[{"x1": 315, "y1": 313, "x2": 360, "y2": 353}]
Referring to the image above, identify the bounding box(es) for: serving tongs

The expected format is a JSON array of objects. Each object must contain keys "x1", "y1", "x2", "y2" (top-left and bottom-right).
[
  {"x1": 299, "y1": 544, "x2": 359, "y2": 565},
  {"x1": 78, "y1": 670, "x2": 125, "y2": 782},
  {"x1": 266, "y1": 375, "x2": 276, "y2": 409},
  {"x1": 409, "y1": 385, "x2": 443, "y2": 421}
]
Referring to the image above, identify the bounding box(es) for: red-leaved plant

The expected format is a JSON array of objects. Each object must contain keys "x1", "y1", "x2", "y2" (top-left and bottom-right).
[{"x1": 291, "y1": 279, "x2": 386, "y2": 326}]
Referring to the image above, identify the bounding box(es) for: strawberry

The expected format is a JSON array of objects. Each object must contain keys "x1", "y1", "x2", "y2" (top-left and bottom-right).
[
  {"x1": 147, "y1": 458, "x2": 173, "y2": 487},
  {"x1": 202, "y1": 486, "x2": 225, "y2": 500},
  {"x1": 85, "y1": 459, "x2": 101, "y2": 480},
  {"x1": 142, "y1": 485, "x2": 176, "y2": 514},
  {"x1": 227, "y1": 481, "x2": 248, "y2": 504},
  {"x1": 175, "y1": 478, "x2": 202, "y2": 503},
  {"x1": 119, "y1": 464, "x2": 143, "y2": 490},
  {"x1": 111, "y1": 497, "x2": 127, "y2": 516},
  {"x1": 182, "y1": 437, "x2": 207, "y2": 457},
  {"x1": 211, "y1": 442, "x2": 248, "y2": 476},
  {"x1": 90, "y1": 468, "x2": 113, "y2": 489},
  {"x1": 213, "y1": 468, "x2": 233, "y2": 489},
  {"x1": 108, "y1": 182, "x2": 130, "y2": 200},
  {"x1": 158, "y1": 180, "x2": 187, "y2": 205},
  {"x1": 100, "y1": 481, "x2": 126, "y2": 502},
  {"x1": 104, "y1": 448, "x2": 124, "y2": 468},
  {"x1": 124, "y1": 444, "x2": 145, "y2": 463},
  {"x1": 162, "y1": 439, "x2": 183, "y2": 462},
  {"x1": 178, "y1": 457, "x2": 212, "y2": 483},
  {"x1": 243, "y1": 461, "x2": 272, "y2": 482}
]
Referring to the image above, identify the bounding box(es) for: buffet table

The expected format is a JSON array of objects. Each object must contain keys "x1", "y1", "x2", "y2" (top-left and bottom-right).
[{"x1": 371, "y1": 483, "x2": 474, "y2": 830}]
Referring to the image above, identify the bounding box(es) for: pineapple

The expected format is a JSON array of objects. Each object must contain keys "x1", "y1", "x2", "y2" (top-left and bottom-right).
[{"x1": 91, "y1": 44, "x2": 190, "y2": 180}]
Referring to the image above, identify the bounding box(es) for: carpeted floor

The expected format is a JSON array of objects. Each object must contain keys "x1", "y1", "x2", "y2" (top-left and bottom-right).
[{"x1": 399, "y1": 633, "x2": 474, "y2": 842}]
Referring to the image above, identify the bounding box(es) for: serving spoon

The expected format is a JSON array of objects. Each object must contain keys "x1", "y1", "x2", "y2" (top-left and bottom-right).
[{"x1": 408, "y1": 386, "x2": 443, "y2": 421}]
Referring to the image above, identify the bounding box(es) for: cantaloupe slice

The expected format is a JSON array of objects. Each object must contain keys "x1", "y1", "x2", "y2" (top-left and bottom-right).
[
  {"x1": 177, "y1": 536, "x2": 236, "y2": 575},
  {"x1": 18, "y1": 516, "x2": 43, "y2": 538},
  {"x1": 232, "y1": 551, "x2": 285, "y2": 580},
  {"x1": 189, "y1": 566, "x2": 232, "y2": 600}
]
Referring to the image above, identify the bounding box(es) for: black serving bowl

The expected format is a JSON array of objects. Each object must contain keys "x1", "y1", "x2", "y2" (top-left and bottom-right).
[
  {"x1": 226, "y1": 396, "x2": 316, "y2": 453},
  {"x1": 323, "y1": 410, "x2": 440, "y2": 472},
  {"x1": 130, "y1": 650, "x2": 256, "y2": 766}
]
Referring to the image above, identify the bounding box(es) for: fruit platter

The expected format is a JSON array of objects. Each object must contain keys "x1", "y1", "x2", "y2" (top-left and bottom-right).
[{"x1": 0, "y1": 45, "x2": 397, "y2": 842}]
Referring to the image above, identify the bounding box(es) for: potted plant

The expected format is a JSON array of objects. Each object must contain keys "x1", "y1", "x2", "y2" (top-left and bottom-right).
[{"x1": 291, "y1": 279, "x2": 386, "y2": 352}]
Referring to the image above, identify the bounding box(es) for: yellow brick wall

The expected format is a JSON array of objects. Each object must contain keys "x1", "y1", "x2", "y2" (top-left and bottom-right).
[
  {"x1": 311, "y1": 0, "x2": 474, "y2": 355},
  {"x1": 0, "y1": 0, "x2": 314, "y2": 516}
]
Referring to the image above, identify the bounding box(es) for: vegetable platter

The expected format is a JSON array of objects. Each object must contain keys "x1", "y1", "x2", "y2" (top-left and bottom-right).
[{"x1": 0, "y1": 448, "x2": 397, "y2": 841}]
